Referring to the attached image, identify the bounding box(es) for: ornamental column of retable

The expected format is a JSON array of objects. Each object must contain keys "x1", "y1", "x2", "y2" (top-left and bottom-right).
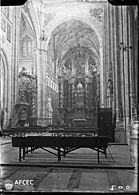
[{"x1": 58, "y1": 76, "x2": 64, "y2": 122}]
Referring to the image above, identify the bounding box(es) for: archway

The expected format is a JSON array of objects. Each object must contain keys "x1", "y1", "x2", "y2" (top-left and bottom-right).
[
  {"x1": 0, "y1": 49, "x2": 8, "y2": 129},
  {"x1": 47, "y1": 19, "x2": 100, "y2": 127}
]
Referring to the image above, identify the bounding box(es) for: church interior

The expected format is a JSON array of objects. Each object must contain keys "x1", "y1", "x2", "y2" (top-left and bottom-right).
[
  {"x1": 0, "y1": 0, "x2": 138, "y2": 192},
  {"x1": 0, "y1": 0, "x2": 138, "y2": 143}
]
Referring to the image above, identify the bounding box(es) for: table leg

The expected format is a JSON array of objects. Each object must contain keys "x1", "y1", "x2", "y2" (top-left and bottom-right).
[
  {"x1": 19, "y1": 147, "x2": 21, "y2": 162},
  {"x1": 23, "y1": 147, "x2": 25, "y2": 160},
  {"x1": 105, "y1": 148, "x2": 107, "y2": 158},
  {"x1": 97, "y1": 148, "x2": 100, "y2": 163},
  {"x1": 58, "y1": 147, "x2": 61, "y2": 162},
  {"x1": 97, "y1": 139, "x2": 100, "y2": 163},
  {"x1": 63, "y1": 147, "x2": 66, "y2": 157},
  {"x1": 26, "y1": 147, "x2": 28, "y2": 156}
]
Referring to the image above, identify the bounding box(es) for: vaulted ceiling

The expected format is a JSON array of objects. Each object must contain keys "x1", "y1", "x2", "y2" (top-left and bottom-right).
[{"x1": 47, "y1": 19, "x2": 100, "y2": 68}]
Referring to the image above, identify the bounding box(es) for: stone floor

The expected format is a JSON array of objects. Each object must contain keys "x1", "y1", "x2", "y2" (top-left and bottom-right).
[
  {"x1": 0, "y1": 136, "x2": 138, "y2": 193},
  {"x1": 0, "y1": 166, "x2": 137, "y2": 193}
]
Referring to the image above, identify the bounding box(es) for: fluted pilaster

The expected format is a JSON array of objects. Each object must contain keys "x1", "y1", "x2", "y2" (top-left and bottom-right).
[
  {"x1": 123, "y1": 7, "x2": 130, "y2": 121},
  {"x1": 113, "y1": 6, "x2": 120, "y2": 122}
]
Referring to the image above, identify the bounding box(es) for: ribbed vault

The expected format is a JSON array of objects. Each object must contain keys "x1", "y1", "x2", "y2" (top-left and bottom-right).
[{"x1": 47, "y1": 19, "x2": 100, "y2": 71}]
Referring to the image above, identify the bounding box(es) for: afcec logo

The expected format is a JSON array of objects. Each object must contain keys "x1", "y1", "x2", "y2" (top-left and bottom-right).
[
  {"x1": 4, "y1": 180, "x2": 14, "y2": 190},
  {"x1": 14, "y1": 180, "x2": 34, "y2": 191},
  {"x1": 1, "y1": 179, "x2": 34, "y2": 191},
  {"x1": 15, "y1": 180, "x2": 34, "y2": 186}
]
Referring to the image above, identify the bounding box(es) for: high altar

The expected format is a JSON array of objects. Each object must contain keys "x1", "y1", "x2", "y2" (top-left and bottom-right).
[{"x1": 58, "y1": 47, "x2": 99, "y2": 127}]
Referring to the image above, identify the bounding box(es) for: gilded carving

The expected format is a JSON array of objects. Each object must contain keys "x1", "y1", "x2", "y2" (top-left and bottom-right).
[{"x1": 18, "y1": 67, "x2": 37, "y2": 116}]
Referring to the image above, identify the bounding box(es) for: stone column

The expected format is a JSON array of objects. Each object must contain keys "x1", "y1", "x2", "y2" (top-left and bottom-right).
[
  {"x1": 103, "y1": 3, "x2": 108, "y2": 108},
  {"x1": 110, "y1": 4, "x2": 117, "y2": 125},
  {"x1": 116, "y1": 7, "x2": 123, "y2": 122},
  {"x1": 123, "y1": 7, "x2": 130, "y2": 144},
  {"x1": 127, "y1": 11, "x2": 134, "y2": 125},
  {"x1": 36, "y1": 48, "x2": 43, "y2": 125},
  {"x1": 119, "y1": 7, "x2": 125, "y2": 119},
  {"x1": 99, "y1": 47, "x2": 104, "y2": 108},
  {"x1": 42, "y1": 45, "x2": 47, "y2": 125},
  {"x1": 113, "y1": 6, "x2": 120, "y2": 122},
  {"x1": 131, "y1": 9, "x2": 138, "y2": 120},
  {"x1": 10, "y1": 8, "x2": 20, "y2": 128},
  {"x1": 134, "y1": 15, "x2": 138, "y2": 119},
  {"x1": 38, "y1": 41, "x2": 47, "y2": 126},
  {"x1": 121, "y1": 6, "x2": 127, "y2": 136},
  {"x1": 36, "y1": 2, "x2": 48, "y2": 126},
  {"x1": 104, "y1": 2, "x2": 110, "y2": 107},
  {"x1": 129, "y1": 8, "x2": 138, "y2": 177},
  {"x1": 114, "y1": 6, "x2": 126, "y2": 143},
  {"x1": 107, "y1": 4, "x2": 115, "y2": 111}
]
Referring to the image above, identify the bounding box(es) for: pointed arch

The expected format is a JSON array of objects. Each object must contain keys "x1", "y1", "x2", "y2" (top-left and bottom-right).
[{"x1": 0, "y1": 49, "x2": 9, "y2": 128}]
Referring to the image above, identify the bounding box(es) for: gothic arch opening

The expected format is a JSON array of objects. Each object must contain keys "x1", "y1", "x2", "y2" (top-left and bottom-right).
[
  {"x1": 47, "y1": 19, "x2": 100, "y2": 70},
  {"x1": 19, "y1": 13, "x2": 37, "y2": 74},
  {"x1": 0, "y1": 50, "x2": 8, "y2": 129},
  {"x1": 47, "y1": 19, "x2": 100, "y2": 126}
]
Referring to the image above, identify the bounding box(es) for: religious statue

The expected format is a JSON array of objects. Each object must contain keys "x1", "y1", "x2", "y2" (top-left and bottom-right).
[
  {"x1": 75, "y1": 82, "x2": 84, "y2": 108},
  {"x1": 106, "y1": 78, "x2": 113, "y2": 108},
  {"x1": 107, "y1": 78, "x2": 113, "y2": 96},
  {"x1": 47, "y1": 97, "x2": 53, "y2": 125}
]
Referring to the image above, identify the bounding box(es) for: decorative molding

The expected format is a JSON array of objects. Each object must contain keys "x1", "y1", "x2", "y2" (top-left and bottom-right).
[
  {"x1": 18, "y1": 67, "x2": 36, "y2": 103},
  {"x1": 89, "y1": 8, "x2": 103, "y2": 22},
  {"x1": 17, "y1": 67, "x2": 37, "y2": 123}
]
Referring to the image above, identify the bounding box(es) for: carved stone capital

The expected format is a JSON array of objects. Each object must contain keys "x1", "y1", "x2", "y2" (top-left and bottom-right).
[{"x1": 89, "y1": 7, "x2": 103, "y2": 22}]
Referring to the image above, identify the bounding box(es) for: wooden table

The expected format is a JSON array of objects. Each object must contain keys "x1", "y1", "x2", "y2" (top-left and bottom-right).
[{"x1": 12, "y1": 136, "x2": 109, "y2": 163}]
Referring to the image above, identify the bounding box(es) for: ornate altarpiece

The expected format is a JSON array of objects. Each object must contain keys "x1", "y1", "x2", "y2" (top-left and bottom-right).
[
  {"x1": 58, "y1": 49, "x2": 99, "y2": 127},
  {"x1": 17, "y1": 67, "x2": 37, "y2": 126}
]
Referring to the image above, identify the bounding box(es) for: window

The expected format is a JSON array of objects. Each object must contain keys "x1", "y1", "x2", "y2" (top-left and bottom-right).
[{"x1": 22, "y1": 36, "x2": 32, "y2": 57}]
